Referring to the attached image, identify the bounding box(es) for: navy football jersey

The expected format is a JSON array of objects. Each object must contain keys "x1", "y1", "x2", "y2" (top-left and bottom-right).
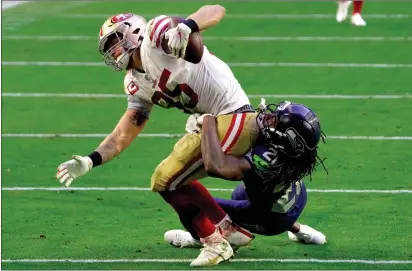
[{"x1": 244, "y1": 144, "x2": 304, "y2": 213}]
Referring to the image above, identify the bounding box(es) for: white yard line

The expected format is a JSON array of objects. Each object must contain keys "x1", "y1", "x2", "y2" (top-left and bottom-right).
[
  {"x1": 4, "y1": 35, "x2": 412, "y2": 42},
  {"x1": 228, "y1": 62, "x2": 412, "y2": 68},
  {"x1": 3, "y1": 35, "x2": 96, "y2": 41},
  {"x1": 2, "y1": 2, "x2": 90, "y2": 31},
  {"x1": 3, "y1": 93, "x2": 411, "y2": 99},
  {"x1": 3, "y1": 61, "x2": 412, "y2": 68},
  {"x1": 205, "y1": 36, "x2": 412, "y2": 42},
  {"x1": 2, "y1": 133, "x2": 412, "y2": 140},
  {"x1": 1, "y1": 133, "x2": 183, "y2": 138},
  {"x1": 2, "y1": 258, "x2": 412, "y2": 264},
  {"x1": 2, "y1": 61, "x2": 103, "y2": 67},
  {"x1": 2, "y1": 187, "x2": 412, "y2": 193},
  {"x1": 62, "y1": 13, "x2": 412, "y2": 19},
  {"x1": 328, "y1": 136, "x2": 412, "y2": 140},
  {"x1": 1, "y1": 1, "x2": 28, "y2": 10}
]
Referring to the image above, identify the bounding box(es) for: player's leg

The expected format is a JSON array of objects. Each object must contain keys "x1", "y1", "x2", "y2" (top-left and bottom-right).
[
  {"x1": 163, "y1": 181, "x2": 253, "y2": 247},
  {"x1": 150, "y1": 112, "x2": 259, "y2": 192},
  {"x1": 287, "y1": 222, "x2": 327, "y2": 244},
  {"x1": 283, "y1": 183, "x2": 326, "y2": 244},
  {"x1": 215, "y1": 184, "x2": 278, "y2": 236},
  {"x1": 157, "y1": 170, "x2": 252, "y2": 265},
  {"x1": 165, "y1": 195, "x2": 255, "y2": 249},
  {"x1": 218, "y1": 183, "x2": 323, "y2": 239},
  {"x1": 231, "y1": 183, "x2": 249, "y2": 200},
  {"x1": 351, "y1": 0, "x2": 366, "y2": 26},
  {"x1": 216, "y1": 112, "x2": 260, "y2": 157},
  {"x1": 150, "y1": 132, "x2": 203, "y2": 192},
  {"x1": 159, "y1": 183, "x2": 234, "y2": 266},
  {"x1": 336, "y1": 0, "x2": 352, "y2": 23},
  {"x1": 151, "y1": 112, "x2": 259, "y2": 232},
  {"x1": 353, "y1": 0, "x2": 364, "y2": 14},
  {"x1": 154, "y1": 112, "x2": 258, "y2": 262},
  {"x1": 214, "y1": 196, "x2": 286, "y2": 236}
]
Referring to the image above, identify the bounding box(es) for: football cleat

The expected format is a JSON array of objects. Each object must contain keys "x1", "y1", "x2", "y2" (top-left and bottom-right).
[
  {"x1": 164, "y1": 229, "x2": 202, "y2": 248},
  {"x1": 351, "y1": 13, "x2": 367, "y2": 26},
  {"x1": 219, "y1": 221, "x2": 254, "y2": 250},
  {"x1": 287, "y1": 224, "x2": 327, "y2": 245},
  {"x1": 190, "y1": 239, "x2": 233, "y2": 267},
  {"x1": 336, "y1": 0, "x2": 352, "y2": 23}
]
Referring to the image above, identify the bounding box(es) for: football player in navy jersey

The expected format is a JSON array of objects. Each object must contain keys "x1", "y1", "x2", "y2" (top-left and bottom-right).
[{"x1": 165, "y1": 101, "x2": 327, "y2": 248}]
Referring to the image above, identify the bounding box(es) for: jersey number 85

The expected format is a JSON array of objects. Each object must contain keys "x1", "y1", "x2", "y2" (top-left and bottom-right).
[{"x1": 151, "y1": 68, "x2": 199, "y2": 114}]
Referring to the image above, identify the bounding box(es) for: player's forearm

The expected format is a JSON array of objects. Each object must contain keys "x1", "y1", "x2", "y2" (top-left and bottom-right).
[
  {"x1": 201, "y1": 116, "x2": 224, "y2": 171},
  {"x1": 187, "y1": 5, "x2": 226, "y2": 31},
  {"x1": 91, "y1": 109, "x2": 148, "y2": 166},
  {"x1": 206, "y1": 156, "x2": 246, "y2": 180},
  {"x1": 95, "y1": 130, "x2": 132, "y2": 164},
  {"x1": 201, "y1": 116, "x2": 245, "y2": 180}
]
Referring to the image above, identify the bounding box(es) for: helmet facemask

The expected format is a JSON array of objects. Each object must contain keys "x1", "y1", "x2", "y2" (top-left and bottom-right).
[
  {"x1": 257, "y1": 102, "x2": 321, "y2": 157},
  {"x1": 98, "y1": 18, "x2": 144, "y2": 71},
  {"x1": 256, "y1": 101, "x2": 328, "y2": 184},
  {"x1": 100, "y1": 30, "x2": 132, "y2": 71}
]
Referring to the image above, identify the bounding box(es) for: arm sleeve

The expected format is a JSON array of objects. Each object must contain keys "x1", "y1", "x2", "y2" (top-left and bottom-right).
[{"x1": 127, "y1": 94, "x2": 153, "y2": 118}]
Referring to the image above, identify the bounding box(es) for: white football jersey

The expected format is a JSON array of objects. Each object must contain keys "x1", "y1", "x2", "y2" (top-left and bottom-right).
[
  {"x1": 124, "y1": 69, "x2": 155, "y2": 117},
  {"x1": 125, "y1": 15, "x2": 250, "y2": 116}
]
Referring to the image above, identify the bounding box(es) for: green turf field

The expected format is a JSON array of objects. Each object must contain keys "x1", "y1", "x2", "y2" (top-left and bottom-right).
[{"x1": 2, "y1": 1, "x2": 412, "y2": 270}]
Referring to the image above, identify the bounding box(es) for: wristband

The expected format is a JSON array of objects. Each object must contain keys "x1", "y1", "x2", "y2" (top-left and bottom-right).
[
  {"x1": 88, "y1": 151, "x2": 102, "y2": 168},
  {"x1": 183, "y1": 19, "x2": 199, "y2": 32}
]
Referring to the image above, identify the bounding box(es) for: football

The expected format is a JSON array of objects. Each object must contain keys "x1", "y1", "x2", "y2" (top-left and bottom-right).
[{"x1": 162, "y1": 17, "x2": 204, "y2": 64}]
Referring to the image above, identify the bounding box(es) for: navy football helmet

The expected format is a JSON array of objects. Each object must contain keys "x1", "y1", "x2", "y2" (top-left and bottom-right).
[{"x1": 257, "y1": 101, "x2": 324, "y2": 157}]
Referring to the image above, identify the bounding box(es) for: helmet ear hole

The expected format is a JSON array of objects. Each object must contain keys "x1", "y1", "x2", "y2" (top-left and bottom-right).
[{"x1": 132, "y1": 28, "x2": 140, "y2": 34}]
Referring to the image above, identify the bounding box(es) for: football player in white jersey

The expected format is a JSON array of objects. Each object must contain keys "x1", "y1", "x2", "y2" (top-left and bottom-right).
[{"x1": 56, "y1": 5, "x2": 260, "y2": 266}]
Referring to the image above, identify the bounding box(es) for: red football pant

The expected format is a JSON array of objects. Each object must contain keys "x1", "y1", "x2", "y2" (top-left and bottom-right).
[{"x1": 159, "y1": 181, "x2": 226, "y2": 238}]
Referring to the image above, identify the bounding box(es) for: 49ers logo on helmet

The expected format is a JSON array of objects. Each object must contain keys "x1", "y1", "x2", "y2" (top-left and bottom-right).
[{"x1": 111, "y1": 13, "x2": 133, "y2": 23}]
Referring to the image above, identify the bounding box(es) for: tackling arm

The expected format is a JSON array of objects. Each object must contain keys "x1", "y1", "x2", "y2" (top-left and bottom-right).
[
  {"x1": 187, "y1": 5, "x2": 226, "y2": 31},
  {"x1": 201, "y1": 115, "x2": 251, "y2": 180}
]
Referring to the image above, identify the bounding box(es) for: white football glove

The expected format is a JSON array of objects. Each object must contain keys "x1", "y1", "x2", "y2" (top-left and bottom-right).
[
  {"x1": 196, "y1": 114, "x2": 213, "y2": 126},
  {"x1": 56, "y1": 155, "x2": 93, "y2": 187},
  {"x1": 185, "y1": 113, "x2": 202, "y2": 134},
  {"x1": 165, "y1": 23, "x2": 192, "y2": 58},
  {"x1": 185, "y1": 113, "x2": 214, "y2": 134}
]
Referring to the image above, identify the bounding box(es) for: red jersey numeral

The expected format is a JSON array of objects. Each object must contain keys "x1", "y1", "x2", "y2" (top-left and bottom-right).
[{"x1": 151, "y1": 69, "x2": 199, "y2": 113}]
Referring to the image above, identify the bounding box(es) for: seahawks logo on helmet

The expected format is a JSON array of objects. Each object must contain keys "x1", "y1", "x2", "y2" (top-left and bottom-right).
[
  {"x1": 285, "y1": 127, "x2": 307, "y2": 155},
  {"x1": 256, "y1": 101, "x2": 323, "y2": 157}
]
